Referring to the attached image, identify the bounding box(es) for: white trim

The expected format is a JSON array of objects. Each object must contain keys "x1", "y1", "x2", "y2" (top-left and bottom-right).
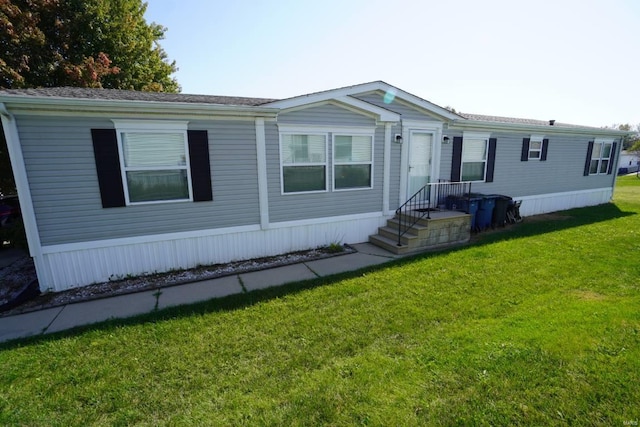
[
  {"x1": 113, "y1": 121, "x2": 193, "y2": 205},
  {"x1": 255, "y1": 118, "x2": 270, "y2": 229},
  {"x1": 0, "y1": 95, "x2": 279, "y2": 118},
  {"x1": 528, "y1": 135, "x2": 544, "y2": 160},
  {"x1": 400, "y1": 121, "x2": 443, "y2": 200},
  {"x1": 461, "y1": 132, "x2": 490, "y2": 183},
  {"x1": 449, "y1": 119, "x2": 627, "y2": 137},
  {"x1": 265, "y1": 81, "x2": 461, "y2": 121},
  {"x1": 332, "y1": 132, "x2": 375, "y2": 192},
  {"x1": 279, "y1": 129, "x2": 329, "y2": 195},
  {"x1": 383, "y1": 123, "x2": 392, "y2": 213}
]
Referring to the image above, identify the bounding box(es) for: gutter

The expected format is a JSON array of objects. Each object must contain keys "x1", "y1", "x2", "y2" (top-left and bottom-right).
[
  {"x1": 448, "y1": 118, "x2": 630, "y2": 137},
  {"x1": 0, "y1": 94, "x2": 280, "y2": 118}
]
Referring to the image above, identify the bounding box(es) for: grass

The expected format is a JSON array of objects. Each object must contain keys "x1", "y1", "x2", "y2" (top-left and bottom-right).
[{"x1": 1, "y1": 176, "x2": 640, "y2": 426}]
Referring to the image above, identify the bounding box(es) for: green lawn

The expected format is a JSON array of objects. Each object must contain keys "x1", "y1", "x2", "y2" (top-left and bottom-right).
[{"x1": 2, "y1": 176, "x2": 640, "y2": 426}]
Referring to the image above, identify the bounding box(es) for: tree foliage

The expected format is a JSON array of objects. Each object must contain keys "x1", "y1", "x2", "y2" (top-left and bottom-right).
[
  {"x1": 608, "y1": 123, "x2": 640, "y2": 151},
  {"x1": 0, "y1": 0, "x2": 179, "y2": 195},
  {"x1": 0, "y1": 0, "x2": 179, "y2": 92}
]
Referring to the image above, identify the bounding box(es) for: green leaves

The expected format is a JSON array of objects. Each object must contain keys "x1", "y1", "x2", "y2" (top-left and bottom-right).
[{"x1": 0, "y1": 0, "x2": 179, "y2": 92}]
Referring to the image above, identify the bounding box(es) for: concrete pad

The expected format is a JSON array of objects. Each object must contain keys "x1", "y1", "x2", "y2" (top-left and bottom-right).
[
  {"x1": 46, "y1": 290, "x2": 157, "y2": 334},
  {"x1": 240, "y1": 263, "x2": 317, "y2": 292},
  {"x1": 305, "y1": 252, "x2": 393, "y2": 277},
  {"x1": 0, "y1": 306, "x2": 63, "y2": 343},
  {"x1": 157, "y1": 276, "x2": 243, "y2": 310},
  {"x1": 350, "y1": 242, "x2": 401, "y2": 258}
]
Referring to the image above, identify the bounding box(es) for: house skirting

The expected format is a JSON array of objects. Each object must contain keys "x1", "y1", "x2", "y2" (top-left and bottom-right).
[
  {"x1": 35, "y1": 212, "x2": 389, "y2": 292},
  {"x1": 517, "y1": 187, "x2": 613, "y2": 217}
]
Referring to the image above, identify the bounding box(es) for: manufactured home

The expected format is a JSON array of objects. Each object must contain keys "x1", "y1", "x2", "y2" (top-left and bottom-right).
[{"x1": 0, "y1": 82, "x2": 625, "y2": 292}]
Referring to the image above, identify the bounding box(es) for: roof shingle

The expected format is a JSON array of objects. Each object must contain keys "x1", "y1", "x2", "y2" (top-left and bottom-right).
[{"x1": 0, "y1": 87, "x2": 278, "y2": 106}]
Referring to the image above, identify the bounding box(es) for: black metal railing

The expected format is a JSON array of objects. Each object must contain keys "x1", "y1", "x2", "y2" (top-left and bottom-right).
[{"x1": 395, "y1": 181, "x2": 472, "y2": 246}]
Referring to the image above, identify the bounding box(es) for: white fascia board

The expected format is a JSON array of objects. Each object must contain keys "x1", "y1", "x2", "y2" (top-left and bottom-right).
[
  {"x1": 449, "y1": 119, "x2": 629, "y2": 137},
  {"x1": 0, "y1": 95, "x2": 279, "y2": 118}
]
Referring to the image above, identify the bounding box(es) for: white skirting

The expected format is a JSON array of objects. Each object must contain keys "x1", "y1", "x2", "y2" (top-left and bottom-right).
[
  {"x1": 517, "y1": 187, "x2": 613, "y2": 217},
  {"x1": 35, "y1": 213, "x2": 389, "y2": 292}
]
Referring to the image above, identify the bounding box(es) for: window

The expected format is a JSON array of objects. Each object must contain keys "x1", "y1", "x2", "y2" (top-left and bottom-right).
[
  {"x1": 521, "y1": 136, "x2": 548, "y2": 161},
  {"x1": 461, "y1": 137, "x2": 488, "y2": 181},
  {"x1": 333, "y1": 134, "x2": 373, "y2": 190},
  {"x1": 114, "y1": 121, "x2": 192, "y2": 204},
  {"x1": 528, "y1": 139, "x2": 543, "y2": 159},
  {"x1": 281, "y1": 133, "x2": 327, "y2": 193},
  {"x1": 589, "y1": 140, "x2": 613, "y2": 175}
]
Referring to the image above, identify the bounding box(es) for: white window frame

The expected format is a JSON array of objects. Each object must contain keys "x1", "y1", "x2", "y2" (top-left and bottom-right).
[
  {"x1": 112, "y1": 120, "x2": 192, "y2": 206},
  {"x1": 462, "y1": 131, "x2": 490, "y2": 183},
  {"x1": 278, "y1": 126, "x2": 329, "y2": 195},
  {"x1": 528, "y1": 134, "x2": 545, "y2": 160},
  {"x1": 332, "y1": 131, "x2": 375, "y2": 192},
  {"x1": 589, "y1": 138, "x2": 614, "y2": 175}
]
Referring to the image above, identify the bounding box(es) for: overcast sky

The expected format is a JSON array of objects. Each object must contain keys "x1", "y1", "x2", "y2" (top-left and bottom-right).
[{"x1": 144, "y1": 0, "x2": 639, "y2": 128}]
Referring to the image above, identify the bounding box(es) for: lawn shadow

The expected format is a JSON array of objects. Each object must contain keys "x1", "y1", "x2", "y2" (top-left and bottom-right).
[{"x1": 1, "y1": 202, "x2": 636, "y2": 349}]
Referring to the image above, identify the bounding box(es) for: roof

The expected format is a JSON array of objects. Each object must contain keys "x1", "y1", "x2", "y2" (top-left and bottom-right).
[
  {"x1": 0, "y1": 87, "x2": 277, "y2": 107},
  {"x1": 459, "y1": 112, "x2": 600, "y2": 130},
  {"x1": 0, "y1": 85, "x2": 627, "y2": 136}
]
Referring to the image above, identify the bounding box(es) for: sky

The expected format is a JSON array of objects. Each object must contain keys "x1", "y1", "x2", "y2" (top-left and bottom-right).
[{"x1": 144, "y1": 0, "x2": 639, "y2": 128}]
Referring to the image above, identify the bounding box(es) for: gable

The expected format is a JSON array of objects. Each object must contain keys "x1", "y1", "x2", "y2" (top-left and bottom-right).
[
  {"x1": 277, "y1": 102, "x2": 378, "y2": 127},
  {"x1": 352, "y1": 91, "x2": 444, "y2": 122}
]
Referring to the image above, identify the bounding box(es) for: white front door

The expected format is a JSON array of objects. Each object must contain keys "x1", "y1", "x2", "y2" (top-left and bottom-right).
[{"x1": 407, "y1": 131, "x2": 433, "y2": 198}]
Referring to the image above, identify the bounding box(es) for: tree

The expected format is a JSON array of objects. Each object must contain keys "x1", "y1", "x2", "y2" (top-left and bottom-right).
[
  {"x1": 0, "y1": 0, "x2": 179, "y2": 195},
  {"x1": 607, "y1": 123, "x2": 640, "y2": 151},
  {"x1": 0, "y1": 0, "x2": 179, "y2": 91}
]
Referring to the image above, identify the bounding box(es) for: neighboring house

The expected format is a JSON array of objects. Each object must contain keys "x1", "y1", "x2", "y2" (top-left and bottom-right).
[
  {"x1": 618, "y1": 151, "x2": 640, "y2": 174},
  {"x1": 0, "y1": 82, "x2": 626, "y2": 292}
]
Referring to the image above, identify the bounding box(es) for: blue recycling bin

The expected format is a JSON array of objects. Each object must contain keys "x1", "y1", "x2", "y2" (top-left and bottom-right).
[
  {"x1": 446, "y1": 195, "x2": 481, "y2": 229},
  {"x1": 475, "y1": 195, "x2": 496, "y2": 231}
]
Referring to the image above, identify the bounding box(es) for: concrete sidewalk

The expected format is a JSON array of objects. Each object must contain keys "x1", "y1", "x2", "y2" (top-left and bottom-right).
[{"x1": 0, "y1": 243, "x2": 400, "y2": 343}]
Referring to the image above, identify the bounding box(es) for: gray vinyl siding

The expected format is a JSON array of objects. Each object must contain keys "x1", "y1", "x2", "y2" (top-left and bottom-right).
[
  {"x1": 18, "y1": 115, "x2": 260, "y2": 246},
  {"x1": 278, "y1": 103, "x2": 376, "y2": 127},
  {"x1": 353, "y1": 92, "x2": 440, "y2": 122},
  {"x1": 266, "y1": 123, "x2": 385, "y2": 223},
  {"x1": 389, "y1": 123, "x2": 403, "y2": 210},
  {"x1": 443, "y1": 132, "x2": 616, "y2": 197}
]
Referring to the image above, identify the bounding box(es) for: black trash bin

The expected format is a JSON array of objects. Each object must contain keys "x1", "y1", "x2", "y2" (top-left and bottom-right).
[{"x1": 489, "y1": 195, "x2": 512, "y2": 228}]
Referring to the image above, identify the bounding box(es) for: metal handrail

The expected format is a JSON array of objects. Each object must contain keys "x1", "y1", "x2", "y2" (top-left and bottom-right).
[{"x1": 395, "y1": 181, "x2": 472, "y2": 246}]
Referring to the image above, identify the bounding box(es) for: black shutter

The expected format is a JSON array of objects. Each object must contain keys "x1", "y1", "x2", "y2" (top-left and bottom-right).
[
  {"x1": 187, "y1": 130, "x2": 213, "y2": 202},
  {"x1": 521, "y1": 138, "x2": 530, "y2": 161},
  {"x1": 541, "y1": 139, "x2": 549, "y2": 161},
  {"x1": 486, "y1": 138, "x2": 497, "y2": 183},
  {"x1": 91, "y1": 129, "x2": 125, "y2": 208},
  {"x1": 584, "y1": 141, "x2": 594, "y2": 176},
  {"x1": 607, "y1": 142, "x2": 618, "y2": 174},
  {"x1": 451, "y1": 136, "x2": 463, "y2": 182}
]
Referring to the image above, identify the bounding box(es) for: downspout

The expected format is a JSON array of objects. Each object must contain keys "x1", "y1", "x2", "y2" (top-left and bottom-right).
[{"x1": 0, "y1": 103, "x2": 50, "y2": 291}]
